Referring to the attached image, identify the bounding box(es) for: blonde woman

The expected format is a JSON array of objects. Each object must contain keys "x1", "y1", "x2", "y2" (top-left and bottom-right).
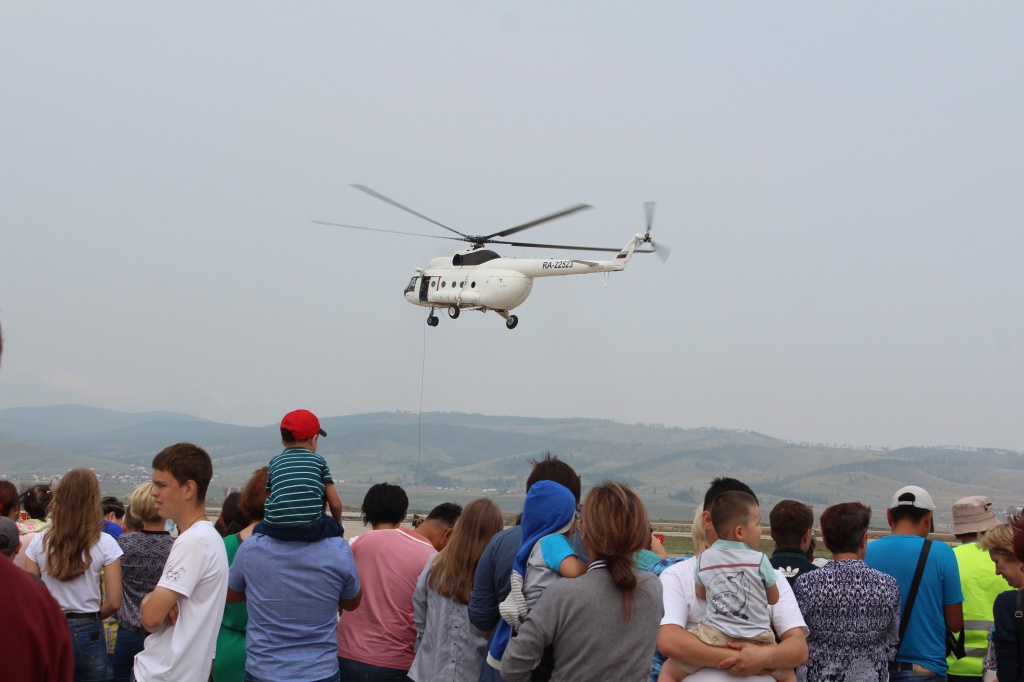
[
  {"x1": 980, "y1": 522, "x2": 1024, "y2": 681},
  {"x1": 24, "y1": 468, "x2": 123, "y2": 682},
  {"x1": 110, "y1": 482, "x2": 174, "y2": 682},
  {"x1": 410, "y1": 498, "x2": 505, "y2": 682}
]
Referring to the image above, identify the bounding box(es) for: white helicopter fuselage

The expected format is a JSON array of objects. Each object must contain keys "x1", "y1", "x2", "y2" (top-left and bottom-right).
[{"x1": 403, "y1": 233, "x2": 646, "y2": 313}]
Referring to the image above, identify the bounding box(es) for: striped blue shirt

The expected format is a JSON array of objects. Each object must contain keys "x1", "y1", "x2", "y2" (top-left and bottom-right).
[{"x1": 264, "y1": 448, "x2": 335, "y2": 527}]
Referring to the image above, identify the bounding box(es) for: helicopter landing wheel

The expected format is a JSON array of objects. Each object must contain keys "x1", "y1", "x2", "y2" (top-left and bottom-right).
[
  {"x1": 448, "y1": 305, "x2": 460, "y2": 319},
  {"x1": 427, "y1": 315, "x2": 438, "y2": 327},
  {"x1": 505, "y1": 315, "x2": 518, "y2": 330}
]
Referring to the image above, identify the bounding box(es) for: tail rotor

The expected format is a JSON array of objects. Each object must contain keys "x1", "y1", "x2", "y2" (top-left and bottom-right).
[{"x1": 642, "y1": 201, "x2": 671, "y2": 263}]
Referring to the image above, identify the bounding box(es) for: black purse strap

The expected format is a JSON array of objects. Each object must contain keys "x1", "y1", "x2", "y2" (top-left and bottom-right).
[
  {"x1": 1015, "y1": 589, "x2": 1022, "y2": 676},
  {"x1": 896, "y1": 539, "x2": 933, "y2": 658}
]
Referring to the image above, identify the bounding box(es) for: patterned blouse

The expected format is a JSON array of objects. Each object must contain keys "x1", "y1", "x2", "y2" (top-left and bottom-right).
[
  {"x1": 116, "y1": 530, "x2": 175, "y2": 632},
  {"x1": 793, "y1": 559, "x2": 901, "y2": 682}
]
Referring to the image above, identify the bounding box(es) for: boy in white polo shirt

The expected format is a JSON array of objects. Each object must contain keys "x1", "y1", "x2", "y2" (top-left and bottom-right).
[
  {"x1": 134, "y1": 443, "x2": 228, "y2": 682},
  {"x1": 660, "y1": 491, "x2": 795, "y2": 682}
]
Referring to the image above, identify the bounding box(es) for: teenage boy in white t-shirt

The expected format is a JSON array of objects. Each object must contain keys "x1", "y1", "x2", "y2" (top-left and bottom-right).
[{"x1": 134, "y1": 443, "x2": 229, "y2": 682}]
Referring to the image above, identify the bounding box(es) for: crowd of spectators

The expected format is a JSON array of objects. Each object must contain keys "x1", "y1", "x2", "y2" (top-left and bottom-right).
[{"x1": 0, "y1": 361, "x2": 1020, "y2": 682}]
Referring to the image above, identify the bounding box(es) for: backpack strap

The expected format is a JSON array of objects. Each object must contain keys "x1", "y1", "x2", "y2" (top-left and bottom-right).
[{"x1": 895, "y1": 539, "x2": 933, "y2": 658}]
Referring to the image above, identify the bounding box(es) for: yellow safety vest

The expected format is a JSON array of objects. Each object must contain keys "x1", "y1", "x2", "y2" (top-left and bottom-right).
[{"x1": 947, "y1": 542, "x2": 1006, "y2": 677}]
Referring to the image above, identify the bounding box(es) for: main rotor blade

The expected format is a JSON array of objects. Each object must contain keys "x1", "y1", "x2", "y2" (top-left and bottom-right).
[
  {"x1": 351, "y1": 185, "x2": 470, "y2": 239},
  {"x1": 480, "y1": 203, "x2": 592, "y2": 241},
  {"x1": 490, "y1": 239, "x2": 641, "y2": 254},
  {"x1": 312, "y1": 220, "x2": 465, "y2": 242}
]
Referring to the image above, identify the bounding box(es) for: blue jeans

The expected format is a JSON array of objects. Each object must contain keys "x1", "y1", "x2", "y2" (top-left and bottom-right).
[
  {"x1": 110, "y1": 628, "x2": 148, "y2": 682},
  {"x1": 67, "y1": 616, "x2": 107, "y2": 682},
  {"x1": 889, "y1": 670, "x2": 947, "y2": 682},
  {"x1": 246, "y1": 671, "x2": 340, "y2": 682},
  {"x1": 337, "y1": 657, "x2": 411, "y2": 682}
]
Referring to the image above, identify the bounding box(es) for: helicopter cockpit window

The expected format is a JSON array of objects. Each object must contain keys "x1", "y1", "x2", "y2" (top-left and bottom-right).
[
  {"x1": 459, "y1": 250, "x2": 500, "y2": 266},
  {"x1": 404, "y1": 277, "x2": 417, "y2": 294}
]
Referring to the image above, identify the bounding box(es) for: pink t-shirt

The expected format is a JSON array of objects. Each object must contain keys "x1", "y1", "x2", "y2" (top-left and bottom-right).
[{"x1": 337, "y1": 528, "x2": 436, "y2": 670}]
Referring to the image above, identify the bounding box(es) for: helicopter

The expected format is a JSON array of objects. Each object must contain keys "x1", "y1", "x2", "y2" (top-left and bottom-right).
[{"x1": 314, "y1": 185, "x2": 670, "y2": 329}]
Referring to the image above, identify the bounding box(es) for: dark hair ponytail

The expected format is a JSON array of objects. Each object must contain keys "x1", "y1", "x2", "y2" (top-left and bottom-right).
[{"x1": 20, "y1": 484, "x2": 53, "y2": 521}]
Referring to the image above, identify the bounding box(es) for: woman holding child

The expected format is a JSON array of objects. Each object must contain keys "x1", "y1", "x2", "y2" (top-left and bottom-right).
[{"x1": 500, "y1": 480, "x2": 663, "y2": 682}]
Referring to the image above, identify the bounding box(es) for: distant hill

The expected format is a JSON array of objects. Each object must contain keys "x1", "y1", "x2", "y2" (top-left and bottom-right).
[
  {"x1": 1, "y1": 405, "x2": 1019, "y2": 526},
  {"x1": 0, "y1": 404, "x2": 208, "y2": 441}
]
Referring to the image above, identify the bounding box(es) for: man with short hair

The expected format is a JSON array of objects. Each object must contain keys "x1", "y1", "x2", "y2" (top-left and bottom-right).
[
  {"x1": 227, "y1": 521, "x2": 362, "y2": 682},
  {"x1": 336, "y1": 483, "x2": 436, "y2": 680},
  {"x1": 769, "y1": 499, "x2": 818, "y2": 586},
  {"x1": 415, "y1": 502, "x2": 462, "y2": 551},
  {"x1": 865, "y1": 485, "x2": 964, "y2": 681},
  {"x1": 946, "y1": 496, "x2": 1004, "y2": 682},
  {"x1": 656, "y1": 478, "x2": 809, "y2": 682},
  {"x1": 134, "y1": 443, "x2": 229, "y2": 682}
]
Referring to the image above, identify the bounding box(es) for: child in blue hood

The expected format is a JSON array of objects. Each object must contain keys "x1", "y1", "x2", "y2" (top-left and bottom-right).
[{"x1": 486, "y1": 480, "x2": 587, "y2": 671}]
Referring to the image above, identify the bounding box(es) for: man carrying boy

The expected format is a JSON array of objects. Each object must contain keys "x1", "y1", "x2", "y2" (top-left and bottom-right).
[
  {"x1": 134, "y1": 443, "x2": 229, "y2": 682},
  {"x1": 657, "y1": 478, "x2": 808, "y2": 682},
  {"x1": 659, "y1": 491, "x2": 795, "y2": 682},
  {"x1": 260, "y1": 409, "x2": 344, "y2": 540}
]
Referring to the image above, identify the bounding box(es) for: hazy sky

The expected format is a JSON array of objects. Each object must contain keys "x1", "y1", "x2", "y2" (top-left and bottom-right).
[{"x1": 2, "y1": 2, "x2": 1021, "y2": 451}]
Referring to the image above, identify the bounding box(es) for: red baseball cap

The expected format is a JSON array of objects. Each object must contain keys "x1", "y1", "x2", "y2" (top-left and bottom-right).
[{"x1": 280, "y1": 409, "x2": 327, "y2": 440}]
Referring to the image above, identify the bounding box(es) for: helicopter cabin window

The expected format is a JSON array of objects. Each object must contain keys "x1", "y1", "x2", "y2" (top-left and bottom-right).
[
  {"x1": 431, "y1": 280, "x2": 436, "y2": 287},
  {"x1": 441, "y1": 281, "x2": 446, "y2": 288},
  {"x1": 471, "y1": 282, "x2": 476, "y2": 288},
  {"x1": 460, "y1": 282, "x2": 464, "y2": 288},
  {"x1": 456, "y1": 249, "x2": 500, "y2": 266}
]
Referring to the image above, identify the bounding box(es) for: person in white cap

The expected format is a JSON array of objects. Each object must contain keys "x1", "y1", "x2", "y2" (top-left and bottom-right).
[
  {"x1": 946, "y1": 496, "x2": 1004, "y2": 682},
  {"x1": 865, "y1": 485, "x2": 964, "y2": 681}
]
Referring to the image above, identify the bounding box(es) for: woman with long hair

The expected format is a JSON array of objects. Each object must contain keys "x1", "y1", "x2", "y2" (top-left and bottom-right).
[
  {"x1": 109, "y1": 482, "x2": 174, "y2": 682},
  {"x1": 14, "y1": 483, "x2": 53, "y2": 570},
  {"x1": 215, "y1": 466, "x2": 269, "y2": 682},
  {"x1": 23, "y1": 468, "x2": 123, "y2": 682},
  {"x1": 409, "y1": 498, "x2": 505, "y2": 682},
  {"x1": 501, "y1": 481, "x2": 663, "y2": 682}
]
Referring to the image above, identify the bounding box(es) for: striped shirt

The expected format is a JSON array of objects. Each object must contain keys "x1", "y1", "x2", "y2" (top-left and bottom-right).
[{"x1": 264, "y1": 448, "x2": 335, "y2": 527}]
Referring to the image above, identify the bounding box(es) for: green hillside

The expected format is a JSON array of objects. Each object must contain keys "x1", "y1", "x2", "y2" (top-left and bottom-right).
[{"x1": 1, "y1": 407, "x2": 1020, "y2": 526}]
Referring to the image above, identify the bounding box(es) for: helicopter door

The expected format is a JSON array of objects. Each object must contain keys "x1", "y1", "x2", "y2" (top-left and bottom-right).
[{"x1": 418, "y1": 276, "x2": 432, "y2": 302}]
